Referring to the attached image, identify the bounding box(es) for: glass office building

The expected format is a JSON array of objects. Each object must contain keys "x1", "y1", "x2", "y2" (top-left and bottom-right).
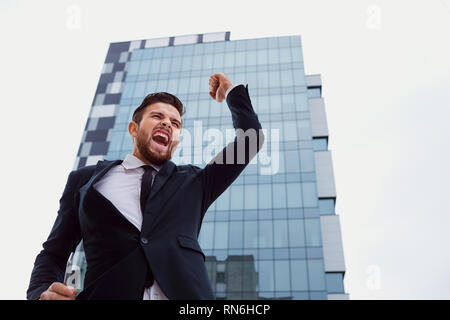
[{"x1": 68, "y1": 31, "x2": 348, "y2": 299}]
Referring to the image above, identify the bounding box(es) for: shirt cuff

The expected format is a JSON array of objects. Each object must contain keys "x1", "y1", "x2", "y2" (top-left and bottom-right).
[{"x1": 225, "y1": 84, "x2": 239, "y2": 99}]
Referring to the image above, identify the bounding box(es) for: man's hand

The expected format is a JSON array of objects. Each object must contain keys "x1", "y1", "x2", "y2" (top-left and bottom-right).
[
  {"x1": 209, "y1": 73, "x2": 233, "y2": 102},
  {"x1": 39, "y1": 282, "x2": 78, "y2": 300}
]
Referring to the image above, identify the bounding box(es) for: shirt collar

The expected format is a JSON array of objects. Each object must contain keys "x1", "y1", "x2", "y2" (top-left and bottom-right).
[{"x1": 122, "y1": 154, "x2": 162, "y2": 172}]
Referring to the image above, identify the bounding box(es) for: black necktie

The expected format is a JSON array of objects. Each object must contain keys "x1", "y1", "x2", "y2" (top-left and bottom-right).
[
  {"x1": 140, "y1": 165, "x2": 155, "y2": 288},
  {"x1": 140, "y1": 165, "x2": 154, "y2": 215}
]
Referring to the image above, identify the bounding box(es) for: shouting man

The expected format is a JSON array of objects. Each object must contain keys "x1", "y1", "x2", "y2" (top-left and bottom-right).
[{"x1": 27, "y1": 73, "x2": 264, "y2": 300}]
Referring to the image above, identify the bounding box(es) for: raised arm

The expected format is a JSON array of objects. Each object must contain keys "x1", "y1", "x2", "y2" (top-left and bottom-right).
[{"x1": 200, "y1": 73, "x2": 265, "y2": 216}]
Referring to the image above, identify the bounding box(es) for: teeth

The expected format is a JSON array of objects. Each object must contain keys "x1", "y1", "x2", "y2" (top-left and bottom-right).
[{"x1": 153, "y1": 131, "x2": 169, "y2": 142}]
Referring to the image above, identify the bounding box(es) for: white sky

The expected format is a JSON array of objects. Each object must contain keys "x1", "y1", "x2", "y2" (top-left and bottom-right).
[{"x1": 0, "y1": 0, "x2": 449, "y2": 300}]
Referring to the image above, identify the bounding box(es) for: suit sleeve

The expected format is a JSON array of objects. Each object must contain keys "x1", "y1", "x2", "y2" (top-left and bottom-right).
[
  {"x1": 200, "y1": 84, "x2": 265, "y2": 216},
  {"x1": 26, "y1": 170, "x2": 82, "y2": 300}
]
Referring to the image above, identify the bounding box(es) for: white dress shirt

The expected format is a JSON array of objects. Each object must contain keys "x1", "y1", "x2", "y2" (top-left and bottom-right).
[
  {"x1": 225, "y1": 84, "x2": 237, "y2": 99},
  {"x1": 92, "y1": 85, "x2": 238, "y2": 300}
]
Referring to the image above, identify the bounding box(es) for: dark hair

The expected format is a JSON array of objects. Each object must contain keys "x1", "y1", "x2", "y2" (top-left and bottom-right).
[{"x1": 132, "y1": 92, "x2": 185, "y2": 124}]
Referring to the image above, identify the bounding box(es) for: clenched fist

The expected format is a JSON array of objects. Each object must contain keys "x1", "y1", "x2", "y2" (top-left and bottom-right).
[
  {"x1": 209, "y1": 73, "x2": 233, "y2": 102},
  {"x1": 39, "y1": 282, "x2": 78, "y2": 300}
]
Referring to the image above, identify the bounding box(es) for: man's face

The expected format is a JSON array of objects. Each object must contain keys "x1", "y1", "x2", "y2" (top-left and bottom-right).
[{"x1": 129, "y1": 102, "x2": 182, "y2": 165}]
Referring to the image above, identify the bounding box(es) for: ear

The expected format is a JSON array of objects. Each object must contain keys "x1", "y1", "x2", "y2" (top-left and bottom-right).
[{"x1": 128, "y1": 121, "x2": 138, "y2": 139}]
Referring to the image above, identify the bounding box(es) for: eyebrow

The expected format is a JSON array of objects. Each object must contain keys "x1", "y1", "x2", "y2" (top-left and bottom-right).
[{"x1": 149, "y1": 111, "x2": 182, "y2": 125}]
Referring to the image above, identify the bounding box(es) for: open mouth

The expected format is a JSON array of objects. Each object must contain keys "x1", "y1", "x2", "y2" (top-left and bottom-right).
[{"x1": 151, "y1": 129, "x2": 171, "y2": 147}]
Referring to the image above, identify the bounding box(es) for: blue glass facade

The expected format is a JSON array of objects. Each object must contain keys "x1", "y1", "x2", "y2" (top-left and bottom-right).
[{"x1": 70, "y1": 32, "x2": 347, "y2": 300}]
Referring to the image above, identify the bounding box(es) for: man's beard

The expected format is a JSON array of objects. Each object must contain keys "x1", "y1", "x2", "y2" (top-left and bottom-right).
[{"x1": 136, "y1": 128, "x2": 173, "y2": 166}]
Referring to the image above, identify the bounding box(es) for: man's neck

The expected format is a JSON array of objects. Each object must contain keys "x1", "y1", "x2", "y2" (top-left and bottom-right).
[{"x1": 131, "y1": 150, "x2": 164, "y2": 169}]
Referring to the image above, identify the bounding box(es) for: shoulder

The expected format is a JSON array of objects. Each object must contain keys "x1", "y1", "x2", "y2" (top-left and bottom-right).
[
  {"x1": 72, "y1": 163, "x2": 97, "y2": 178},
  {"x1": 174, "y1": 163, "x2": 204, "y2": 175}
]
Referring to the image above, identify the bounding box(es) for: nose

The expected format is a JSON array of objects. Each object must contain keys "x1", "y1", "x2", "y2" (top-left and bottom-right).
[{"x1": 161, "y1": 117, "x2": 171, "y2": 129}]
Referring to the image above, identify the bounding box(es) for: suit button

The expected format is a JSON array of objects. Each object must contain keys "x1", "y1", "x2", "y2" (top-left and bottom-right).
[{"x1": 141, "y1": 237, "x2": 149, "y2": 245}]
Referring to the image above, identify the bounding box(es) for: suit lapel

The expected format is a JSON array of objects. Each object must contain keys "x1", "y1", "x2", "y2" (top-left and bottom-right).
[
  {"x1": 81, "y1": 158, "x2": 179, "y2": 237},
  {"x1": 81, "y1": 159, "x2": 123, "y2": 193}
]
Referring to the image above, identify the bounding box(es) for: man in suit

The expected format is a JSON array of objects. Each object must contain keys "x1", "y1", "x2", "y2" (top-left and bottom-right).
[{"x1": 27, "y1": 73, "x2": 264, "y2": 300}]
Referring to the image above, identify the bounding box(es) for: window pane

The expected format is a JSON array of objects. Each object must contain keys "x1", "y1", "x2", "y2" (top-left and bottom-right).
[
  {"x1": 272, "y1": 184, "x2": 287, "y2": 208},
  {"x1": 244, "y1": 185, "x2": 258, "y2": 210},
  {"x1": 257, "y1": 70, "x2": 269, "y2": 89},
  {"x1": 273, "y1": 220, "x2": 288, "y2": 247},
  {"x1": 282, "y1": 94, "x2": 295, "y2": 112},
  {"x1": 246, "y1": 50, "x2": 257, "y2": 66},
  {"x1": 268, "y1": 70, "x2": 281, "y2": 87},
  {"x1": 189, "y1": 76, "x2": 201, "y2": 93},
  {"x1": 279, "y1": 48, "x2": 291, "y2": 63},
  {"x1": 214, "y1": 222, "x2": 228, "y2": 249},
  {"x1": 133, "y1": 81, "x2": 146, "y2": 98},
  {"x1": 244, "y1": 221, "x2": 258, "y2": 248},
  {"x1": 275, "y1": 260, "x2": 290, "y2": 291},
  {"x1": 127, "y1": 61, "x2": 140, "y2": 75},
  {"x1": 268, "y1": 48, "x2": 279, "y2": 64},
  {"x1": 285, "y1": 150, "x2": 300, "y2": 173},
  {"x1": 319, "y1": 199, "x2": 335, "y2": 215},
  {"x1": 181, "y1": 55, "x2": 192, "y2": 71},
  {"x1": 258, "y1": 95, "x2": 270, "y2": 113},
  {"x1": 213, "y1": 53, "x2": 224, "y2": 69},
  {"x1": 291, "y1": 46, "x2": 302, "y2": 62},
  {"x1": 178, "y1": 78, "x2": 189, "y2": 94},
  {"x1": 269, "y1": 95, "x2": 282, "y2": 113},
  {"x1": 305, "y1": 219, "x2": 322, "y2": 246},
  {"x1": 258, "y1": 261, "x2": 274, "y2": 291},
  {"x1": 257, "y1": 50, "x2": 268, "y2": 65},
  {"x1": 298, "y1": 120, "x2": 312, "y2": 140},
  {"x1": 258, "y1": 184, "x2": 272, "y2": 209},
  {"x1": 146, "y1": 80, "x2": 158, "y2": 93},
  {"x1": 307, "y1": 88, "x2": 321, "y2": 98},
  {"x1": 235, "y1": 51, "x2": 245, "y2": 66},
  {"x1": 308, "y1": 260, "x2": 326, "y2": 290},
  {"x1": 326, "y1": 273, "x2": 344, "y2": 293},
  {"x1": 312, "y1": 138, "x2": 327, "y2": 151},
  {"x1": 160, "y1": 58, "x2": 170, "y2": 73},
  {"x1": 156, "y1": 79, "x2": 168, "y2": 91},
  {"x1": 284, "y1": 121, "x2": 297, "y2": 141},
  {"x1": 122, "y1": 82, "x2": 135, "y2": 98},
  {"x1": 258, "y1": 220, "x2": 273, "y2": 248},
  {"x1": 286, "y1": 183, "x2": 302, "y2": 208},
  {"x1": 230, "y1": 185, "x2": 244, "y2": 210},
  {"x1": 170, "y1": 56, "x2": 182, "y2": 72},
  {"x1": 277, "y1": 149, "x2": 286, "y2": 174},
  {"x1": 109, "y1": 131, "x2": 124, "y2": 151},
  {"x1": 229, "y1": 221, "x2": 243, "y2": 249},
  {"x1": 198, "y1": 100, "x2": 210, "y2": 117},
  {"x1": 290, "y1": 260, "x2": 308, "y2": 290},
  {"x1": 300, "y1": 149, "x2": 314, "y2": 172},
  {"x1": 203, "y1": 54, "x2": 213, "y2": 69},
  {"x1": 191, "y1": 55, "x2": 203, "y2": 70},
  {"x1": 295, "y1": 93, "x2": 308, "y2": 111},
  {"x1": 167, "y1": 79, "x2": 178, "y2": 94},
  {"x1": 288, "y1": 219, "x2": 305, "y2": 247},
  {"x1": 280, "y1": 70, "x2": 293, "y2": 87},
  {"x1": 224, "y1": 52, "x2": 234, "y2": 67},
  {"x1": 302, "y1": 182, "x2": 318, "y2": 207}
]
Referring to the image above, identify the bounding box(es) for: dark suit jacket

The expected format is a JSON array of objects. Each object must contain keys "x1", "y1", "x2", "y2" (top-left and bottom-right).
[{"x1": 27, "y1": 84, "x2": 264, "y2": 300}]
